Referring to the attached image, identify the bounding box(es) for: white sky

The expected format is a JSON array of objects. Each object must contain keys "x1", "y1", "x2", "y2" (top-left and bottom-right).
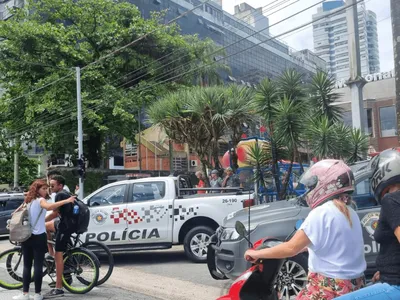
[{"x1": 223, "y1": 0, "x2": 393, "y2": 72}]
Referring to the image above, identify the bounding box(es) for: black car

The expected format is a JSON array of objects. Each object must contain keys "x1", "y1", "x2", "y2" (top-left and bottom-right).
[{"x1": 0, "y1": 193, "x2": 24, "y2": 235}]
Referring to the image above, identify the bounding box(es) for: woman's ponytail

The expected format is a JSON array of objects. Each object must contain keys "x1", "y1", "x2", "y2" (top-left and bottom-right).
[{"x1": 333, "y1": 194, "x2": 353, "y2": 227}]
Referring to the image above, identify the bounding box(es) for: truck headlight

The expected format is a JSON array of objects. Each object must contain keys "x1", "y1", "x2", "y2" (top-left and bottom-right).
[
  {"x1": 220, "y1": 226, "x2": 257, "y2": 241},
  {"x1": 220, "y1": 228, "x2": 240, "y2": 241}
]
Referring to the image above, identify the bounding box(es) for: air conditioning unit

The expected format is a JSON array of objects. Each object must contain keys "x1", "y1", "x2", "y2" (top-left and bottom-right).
[{"x1": 190, "y1": 160, "x2": 198, "y2": 167}]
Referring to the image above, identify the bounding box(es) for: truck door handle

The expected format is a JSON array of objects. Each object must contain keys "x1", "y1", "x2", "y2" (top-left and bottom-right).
[{"x1": 153, "y1": 205, "x2": 164, "y2": 209}]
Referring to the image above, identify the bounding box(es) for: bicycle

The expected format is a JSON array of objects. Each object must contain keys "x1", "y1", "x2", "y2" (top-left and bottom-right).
[
  {"x1": 0, "y1": 234, "x2": 100, "y2": 294},
  {"x1": 70, "y1": 234, "x2": 114, "y2": 286}
]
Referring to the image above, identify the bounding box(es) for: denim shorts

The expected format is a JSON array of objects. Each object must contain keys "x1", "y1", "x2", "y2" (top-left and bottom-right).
[{"x1": 336, "y1": 282, "x2": 400, "y2": 299}]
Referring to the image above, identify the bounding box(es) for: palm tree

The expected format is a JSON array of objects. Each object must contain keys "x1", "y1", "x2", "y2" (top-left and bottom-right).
[
  {"x1": 309, "y1": 71, "x2": 343, "y2": 122},
  {"x1": 346, "y1": 128, "x2": 369, "y2": 163},
  {"x1": 307, "y1": 116, "x2": 338, "y2": 159},
  {"x1": 147, "y1": 88, "x2": 213, "y2": 176},
  {"x1": 246, "y1": 141, "x2": 272, "y2": 196},
  {"x1": 222, "y1": 85, "x2": 256, "y2": 169},
  {"x1": 277, "y1": 69, "x2": 306, "y2": 102},
  {"x1": 253, "y1": 79, "x2": 281, "y2": 193},
  {"x1": 332, "y1": 122, "x2": 351, "y2": 159},
  {"x1": 274, "y1": 96, "x2": 307, "y2": 198},
  {"x1": 307, "y1": 117, "x2": 369, "y2": 162}
]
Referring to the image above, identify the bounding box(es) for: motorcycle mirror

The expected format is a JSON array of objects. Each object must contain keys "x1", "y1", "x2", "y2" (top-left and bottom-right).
[
  {"x1": 295, "y1": 219, "x2": 304, "y2": 230},
  {"x1": 235, "y1": 221, "x2": 248, "y2": 238}
]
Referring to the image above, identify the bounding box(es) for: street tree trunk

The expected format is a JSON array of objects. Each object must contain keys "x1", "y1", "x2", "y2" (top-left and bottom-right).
[{"x1": 392, "y1": 0, "x2": 400, "y2": 143}]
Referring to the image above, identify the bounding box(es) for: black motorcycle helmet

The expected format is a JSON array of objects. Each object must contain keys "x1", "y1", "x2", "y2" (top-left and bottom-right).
[{"x1": 371, "y1": 149, "x2": 400, "y2": 204}]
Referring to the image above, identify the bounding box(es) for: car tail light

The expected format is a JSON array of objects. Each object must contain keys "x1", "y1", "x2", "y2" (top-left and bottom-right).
[{"x1": 243, "y1": 199, "x2": 255, "y2": 208}]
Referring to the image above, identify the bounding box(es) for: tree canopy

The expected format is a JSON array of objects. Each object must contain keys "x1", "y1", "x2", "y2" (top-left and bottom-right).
[{"x1": 0, "y1": 0, "x2": 227, "y2": 167}]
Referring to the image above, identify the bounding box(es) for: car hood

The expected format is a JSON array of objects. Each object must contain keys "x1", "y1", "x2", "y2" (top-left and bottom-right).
[{"x1": 223, "y1": 198, "x2": 302, "y2": 228}]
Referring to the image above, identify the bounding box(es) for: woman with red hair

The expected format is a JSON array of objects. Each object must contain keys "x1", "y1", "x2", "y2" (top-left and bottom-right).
[{"x1": 13, "y1": 180, "x2": 75, "y2": 300}]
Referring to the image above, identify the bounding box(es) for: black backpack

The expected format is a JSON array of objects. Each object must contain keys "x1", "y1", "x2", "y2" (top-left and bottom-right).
[{"x1": 73, "y1": 198, "x2": 90, "y2": 234}]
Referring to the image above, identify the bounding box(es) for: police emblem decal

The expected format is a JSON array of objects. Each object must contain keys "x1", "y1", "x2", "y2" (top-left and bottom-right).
[
  {"x1": 361, "y1": 212, "x2": 380, "y2": 238},
  {"x1": 92, "y1": 210, "x2": 108, "y2": 225}
]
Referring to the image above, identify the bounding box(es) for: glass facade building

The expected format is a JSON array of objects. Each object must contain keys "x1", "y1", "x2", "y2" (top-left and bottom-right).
[{"x1": 133, "y1": 0, "x2": 317, "y2": 83}]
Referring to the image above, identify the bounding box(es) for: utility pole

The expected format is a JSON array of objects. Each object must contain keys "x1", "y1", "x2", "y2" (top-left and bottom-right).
[
  {"x1": 391, "y1": 0, "x2": 400, "y2": 142},
  {"x1": 169, "y1": 140, "x2": 173, "y2": 175},
  {"x1": 346, "y1": 0, "x2": 366, "y2": 132},
  {"x1": 138, "y1": 109, "x2": 142, "y2": 172},
  {"x1": 13, "y1": 138, "x2": 19, "y2": 188},
  {"x1": 76, "y1": 67, "x2": 84, "y2": 200}
]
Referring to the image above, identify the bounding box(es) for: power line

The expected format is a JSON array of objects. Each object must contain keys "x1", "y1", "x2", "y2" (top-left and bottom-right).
[
  {"x1": 10, "y1": 0, "x2": 332, "y2": 137},
  {"x1": 4, "y1": 0, "x2": 294, "y2": 128},
  {"x1": 1, "y1": 0, "x2": 214, "y2": 130},
  {"x1": 93, "y1": 0, "x2": 328, "y2": 94},
  {"x1": 3, "y1": 71, "x2": 75, "y2": 104},
  {"x1": 103, "y1": 0, "x2": 363, "y2": 100},
  {"x1": 5, "y1": 0, "x2": 365, "y2": 139},
  {"x1": 91, "y1": 0, "x2": 290, "y2": 93},
  {"x1": 82, "y1": 0, "x2": 212, "y2": 70}
]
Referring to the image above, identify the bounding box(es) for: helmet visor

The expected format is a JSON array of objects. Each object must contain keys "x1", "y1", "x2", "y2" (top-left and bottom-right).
[{"x1": 299, "y1": 171, "x2": 318, "y2": 191}]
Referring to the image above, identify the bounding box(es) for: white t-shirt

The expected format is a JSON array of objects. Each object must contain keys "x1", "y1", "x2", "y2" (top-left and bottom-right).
[
  {"x1": 300, "y1": 201, "x2": 366, "y2": 279},
  {"x1": 47, "y1": 186, "x2": 71, "y2": 217},
  {"x1": 29, "y1": 198, "x2": 46, "y2": 235},
  {"x1": 48, "y1": 185, "x2": 70, "y2": 204}
]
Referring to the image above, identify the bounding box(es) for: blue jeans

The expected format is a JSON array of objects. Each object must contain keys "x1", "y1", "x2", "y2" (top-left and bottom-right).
[{"x1": 336, "y1": 283, "x2": 400, "y2": 299}]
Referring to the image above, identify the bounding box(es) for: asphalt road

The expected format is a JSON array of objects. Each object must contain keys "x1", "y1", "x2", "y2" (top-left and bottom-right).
[{"x1": 0, "y1": 238, "x2": 232, "y2": 300}]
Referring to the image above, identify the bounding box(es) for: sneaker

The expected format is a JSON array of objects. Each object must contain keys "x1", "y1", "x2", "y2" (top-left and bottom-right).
[
  {"x1": 43, "y1": 289, "x2": 64, "y2": 298},
  {"x1": 12, "y1": 293, "x2": 29, "y2": 300},
  {"x1": 34, "y1": 294, "x2": 43, "y2": 300}
]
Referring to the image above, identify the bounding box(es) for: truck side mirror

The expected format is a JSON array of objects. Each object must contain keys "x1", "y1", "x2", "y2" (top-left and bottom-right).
[{"x1": 235, "y1": 221, "x2": 247, "y2": 238}]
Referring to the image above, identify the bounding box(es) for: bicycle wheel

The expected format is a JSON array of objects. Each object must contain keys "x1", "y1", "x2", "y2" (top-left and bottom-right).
[
  {"x1": 62, "y1": 248, "x2": 99, "y2": 294},
  {"x1": 0, "y1": 247, "x2": 24, "y2": 289},
  {"x1": 81, "y1": 241, "x2": 114, "y2": 286}
]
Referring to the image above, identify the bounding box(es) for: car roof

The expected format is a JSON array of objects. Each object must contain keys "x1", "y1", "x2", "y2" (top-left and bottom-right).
[
  {"x1": 104, "y1": 177, "x2": 176, "y2": 187},
  {"x1": 0, "y1": 192, "x2": 25, "y2": 199}
]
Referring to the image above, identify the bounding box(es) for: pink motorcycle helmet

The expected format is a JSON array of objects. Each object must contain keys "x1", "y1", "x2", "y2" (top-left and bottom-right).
[{"x1": 299, "y1": 159, "x2": 355, "y2": 209}]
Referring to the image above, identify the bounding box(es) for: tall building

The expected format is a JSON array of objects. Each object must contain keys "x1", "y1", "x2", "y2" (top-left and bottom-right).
[
  {"x1": 312, "y1": 0, "x2": 380, "y2": 80},
  {"x1": 233, "y1": 2, "x2": 269, "y2": 36},
  {"x1": 134, "y1": 0, "x2": 317, "y2": 84}
]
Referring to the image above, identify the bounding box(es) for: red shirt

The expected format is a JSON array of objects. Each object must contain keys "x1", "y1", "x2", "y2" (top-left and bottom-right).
[{"x1": 197, "y1": 180, "x2": 206, "y2": 194}]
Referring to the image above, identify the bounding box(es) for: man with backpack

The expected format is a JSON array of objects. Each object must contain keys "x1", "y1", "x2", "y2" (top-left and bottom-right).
[{"x1": 44, "y1": 175, "x2": 78, "y2": 298}]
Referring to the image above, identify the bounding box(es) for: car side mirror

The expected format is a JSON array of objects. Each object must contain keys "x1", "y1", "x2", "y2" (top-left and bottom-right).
[{"x1": 235, "y1": 221, "x2": 247, "y2": 238}]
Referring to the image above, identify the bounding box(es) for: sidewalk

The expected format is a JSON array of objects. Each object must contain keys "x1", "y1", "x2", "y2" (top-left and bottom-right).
[{"x1": 0, "y1": 286, "x2": 161, "y2": 300}]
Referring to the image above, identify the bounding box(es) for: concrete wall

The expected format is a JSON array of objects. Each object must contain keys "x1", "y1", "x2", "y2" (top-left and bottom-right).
[{"x1": 335, "y1": 77, "x2": 399, "y2": 151}]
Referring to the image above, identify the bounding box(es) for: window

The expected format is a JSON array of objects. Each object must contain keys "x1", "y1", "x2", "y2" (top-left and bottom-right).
[
  {"x1": 88, "y1": 185, "x2": 126, "y2": 207},
  {"x1": 5, "y1": 199, "x2": 23, "y2": 211},
  {"x1": 379, "y1": 106, "x2": 397, "y2": 137},
  {"x1": 355, "y1": 178, "x2": 370, "y2": 195},
  {"x1": 365, "y1": 108, "x2": 374, "y2": 137},
  {"x1": 132, "y1": 182, "x2": 166, "y2": 202},
  {"x1": 353, "y1": 177, "x2": 378, "y2": 208},
  {"x1": 0, "y1": 198, "x2": 23, "y2": 211}
]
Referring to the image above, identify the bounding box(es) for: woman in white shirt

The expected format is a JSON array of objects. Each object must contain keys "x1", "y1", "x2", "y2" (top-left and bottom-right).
[
  {"x1": 244, "y1": 160, "x2": 367, "y2": 299},
  {"x1": 13, "y1": 179, "x2": 75, "y2": 300}
]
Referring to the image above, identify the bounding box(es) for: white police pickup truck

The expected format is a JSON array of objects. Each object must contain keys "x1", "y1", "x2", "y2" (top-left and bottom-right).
[{"x1": 81, "y1": 176, "x2": 254, "y2": 262}]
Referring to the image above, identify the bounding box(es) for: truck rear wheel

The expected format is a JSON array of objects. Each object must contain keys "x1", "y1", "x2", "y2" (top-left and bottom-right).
[{"x1": 184, "y1": 226, "x2": 214, "y2": 263}]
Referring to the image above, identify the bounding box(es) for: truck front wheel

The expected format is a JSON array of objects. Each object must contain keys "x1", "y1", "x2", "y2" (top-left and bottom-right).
[{"x1": 184, "y1": 226, "x2": 214, "y2": 263}]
